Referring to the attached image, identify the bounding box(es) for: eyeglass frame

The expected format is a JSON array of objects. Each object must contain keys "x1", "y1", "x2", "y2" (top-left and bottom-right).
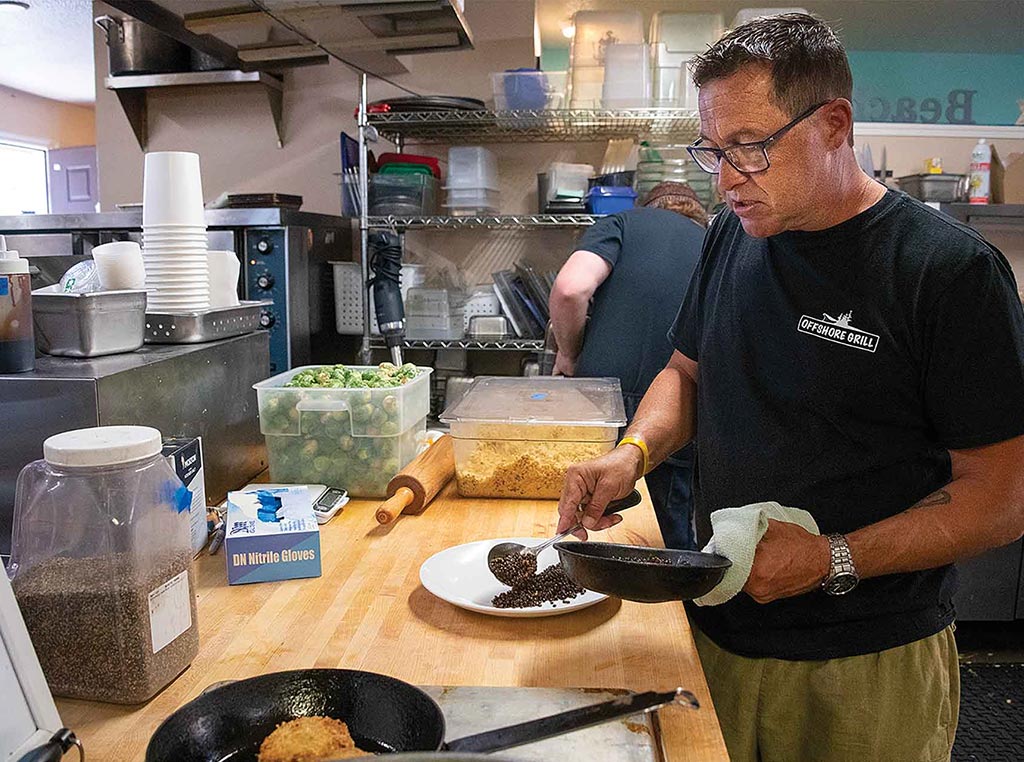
[{"x1": 686, "y1": 100, "x2": 833, "y2": 175}]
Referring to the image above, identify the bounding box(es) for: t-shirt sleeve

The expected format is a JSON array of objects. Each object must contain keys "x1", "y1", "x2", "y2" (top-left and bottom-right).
[
  {"x1": 923, "y1": 249, "x2": 1024, "y2": 449},
  {"x1": 575, "y1": 214, "x2": 625, "y2": 267}
]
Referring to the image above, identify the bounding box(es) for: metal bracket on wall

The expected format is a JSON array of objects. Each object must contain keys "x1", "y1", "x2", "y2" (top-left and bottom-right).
[{"x1": 105, "y1": 70, "x2": 286, "y2": 150}]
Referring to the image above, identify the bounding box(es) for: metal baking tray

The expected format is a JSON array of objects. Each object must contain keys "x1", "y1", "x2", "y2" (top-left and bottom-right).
[
  {"x1": 32, "y1": 286, "x2": 147, "y2": 357},
  {"x1": 144, "y1": 301, "x2": 267, "y2": 344}
]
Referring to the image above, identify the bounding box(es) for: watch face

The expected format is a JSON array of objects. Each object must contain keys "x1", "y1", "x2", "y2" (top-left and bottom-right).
[{"x1": 826, "y1": 573, "x2": 859, "y2": 596}]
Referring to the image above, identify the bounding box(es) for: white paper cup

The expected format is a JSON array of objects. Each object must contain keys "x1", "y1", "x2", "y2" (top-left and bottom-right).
[
  {"x1": 143, "y1": 151, "x2": 205, "y2": 227},
  {"x1": 91, "y1": 241, "x2": 146, "y2": 290},
  {"x1": 206, "y1": 250, "x2": 241, "y2": 308}
]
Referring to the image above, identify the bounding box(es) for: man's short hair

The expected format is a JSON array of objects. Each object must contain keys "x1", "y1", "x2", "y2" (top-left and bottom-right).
[{"x1": 692, "y1": 13, "x2": 852, "y2": 120}]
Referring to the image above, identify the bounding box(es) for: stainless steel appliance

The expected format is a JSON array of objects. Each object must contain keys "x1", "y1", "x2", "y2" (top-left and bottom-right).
[
  {"x1": 0, "y1": 332, "x2": 269, "y2": 559},
  {"x1": 0, "y1": 209, "x2": 354, "y2": 374}
]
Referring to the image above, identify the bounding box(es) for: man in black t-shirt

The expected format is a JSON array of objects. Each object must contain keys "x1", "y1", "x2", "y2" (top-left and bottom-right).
[
  {"x1": 549, "y1": 183, "x2": 706, "y2": 549},
  {"x1": 556, "y1": 13, "x2": 1024, "y2": 762}
]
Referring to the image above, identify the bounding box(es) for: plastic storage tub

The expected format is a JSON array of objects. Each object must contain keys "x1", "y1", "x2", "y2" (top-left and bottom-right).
[
  {"x1": 368, "y1": 174, "x2": 439, "y2": 215},
  {"x1": 570, "y1": 10, "x2": 644, "y2": 68},
  {"x1": 601, "y1": 44, "x2": 652, "y2": 108},
  {"x1": 650, "y1": 12, "x2": 722, "y2": 51},
  {"x1": 254, "y1": 365, "x2": 432, "y2": 497},
  {"x1": 547, "y1": 162, "x2": 595, "y2": 202},
  {"x1": 447, "y1": 146, "x2": 498, "y2": 190},
  {"x1": 405, "y1": 287, "x2": 465, "y2": 340},
  {"x1": 492, "y1": 70, "x2": 568, "y2": 110},
  {"x1": 8, "y1": 425, "x2": 198, "y2": 704},
  {"x1": 440, "y1": 376, "x2": 627, "y2": 498},
  {"x1": 587, "y1": 186, "x2": 638, "y2": 214}
]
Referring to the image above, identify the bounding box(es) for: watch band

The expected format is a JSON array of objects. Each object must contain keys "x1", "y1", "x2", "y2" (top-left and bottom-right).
[{"x1": 823, "y1": 533, "x2": 859, "y2": 594}]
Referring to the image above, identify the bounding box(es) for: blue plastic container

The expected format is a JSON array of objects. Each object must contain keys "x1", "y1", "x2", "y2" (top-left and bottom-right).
[{"x1": 586, "y1": 186, "x2": 638, "y2": 214}]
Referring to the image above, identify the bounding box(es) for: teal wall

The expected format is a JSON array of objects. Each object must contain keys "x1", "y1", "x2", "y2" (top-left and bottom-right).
[{"x1": 847, "y1": 51, "x2": 1023, "y2": 126}]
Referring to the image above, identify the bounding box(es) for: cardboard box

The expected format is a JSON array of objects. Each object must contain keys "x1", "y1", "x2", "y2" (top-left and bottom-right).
[
  {"x1": 225, "y1": 486, "x2": 321, "y2": 585},
  {"x1": 162, "y1": 437, "x2": 208, "y2": 556},
  {"x1": 1003, "y1": 152, "x2": 1024, "y2": 204}
]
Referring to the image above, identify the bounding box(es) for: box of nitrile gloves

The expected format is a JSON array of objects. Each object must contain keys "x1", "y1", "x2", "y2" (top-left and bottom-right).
[
  {"x1": 225, "y1": 486, "x2": 321, "y2": 585},
  {"x1": 162, "y1": 437, "x2": 208, "y2": 556}
]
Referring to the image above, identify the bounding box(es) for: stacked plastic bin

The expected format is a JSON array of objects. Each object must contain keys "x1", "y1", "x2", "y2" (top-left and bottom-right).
[
  {"x1": 650, "y1": 12, "x2": 722, "y2": 108},
  {"x1": 444, "y1": 146, "x2": 499, "y2": 216},
  {"x1": 569, "y1": 10, "x2": 644, "y2": 109},
  {"x1": 635, "y1": 143, "x2": 715, "y2": 208},
  {"x1": 602, "y1": 44, "x2": 652, "y2": 108}
]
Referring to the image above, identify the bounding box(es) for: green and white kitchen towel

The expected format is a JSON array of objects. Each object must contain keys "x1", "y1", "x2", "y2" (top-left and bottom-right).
[{"x1": 694, "y1": 502, "x2": 820, "y2": 607}]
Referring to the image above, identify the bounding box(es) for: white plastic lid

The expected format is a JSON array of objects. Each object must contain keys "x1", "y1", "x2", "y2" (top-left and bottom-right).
[
  {"x1": 43, "y1": 426, "x2": 163, "y2": 467},
  {"x1": 0, "y1": 235, "x2": 28, "y2": 275}
]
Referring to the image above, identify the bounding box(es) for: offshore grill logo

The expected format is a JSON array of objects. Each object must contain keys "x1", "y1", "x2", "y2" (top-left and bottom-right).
[{"x1": 797, "y1": 311, "x2": 880, "y2": 353}]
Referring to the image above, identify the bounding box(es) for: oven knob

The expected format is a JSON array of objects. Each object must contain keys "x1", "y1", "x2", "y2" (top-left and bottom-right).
[
  {"x1": 259, "y1": 310, "x2": 276, "y2": 328},
  {"x1": 256, "y1": 237, "x2": 274, "y2": 254},
  {"x1": 256, "y1": 272, "x2": 275, "y2": 290}
]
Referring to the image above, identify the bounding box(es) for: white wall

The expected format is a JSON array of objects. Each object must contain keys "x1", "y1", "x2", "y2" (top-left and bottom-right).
[{"x1": 0, "y1": 84, "x2": 95, "y2": 148}]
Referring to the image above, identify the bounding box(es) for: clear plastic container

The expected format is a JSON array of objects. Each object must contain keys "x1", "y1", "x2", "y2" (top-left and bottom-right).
[
  {"x1": 732, "y1": 8, "x2": 808, "y2": 29},
  {"x1": 491, "y1": 70, "x2": 568, "y2": 110},
  {"x1": 8, "y1": 426, "x2": 198, "y2": 704},
  {"x1": 652, "y1": 48, "x2": 699, "y2": 107},
  {"x1": 406, "y1": 287, "x2": 465, "y2": 340},
  {"x1": 570, "y1": 10, "x2": 644, "y2": 68},
  {"x1": 369, "y1": 173, "x2": 439, "y2": 215},
  {"x1": 447, "y1": 146, "x2": 498, "y2": 190},
  {"x1": 650, "y1": 12, "x2": 722, "y2": 52},
  {"x1": 601, "y1": 44, "x2": 652, "y2": 108},
  {"x1": 440, "y1": 376, "x2": 627, "y2": 499},
  {"x1": 254, "y1": 365, "x2": 432, "y2": 497},
  {"x1": 444, "y1": 187, "x2": 501, "y2": 210},
  {"x1": 548, "y1": 162, "x2": 596, "y2": 202}
]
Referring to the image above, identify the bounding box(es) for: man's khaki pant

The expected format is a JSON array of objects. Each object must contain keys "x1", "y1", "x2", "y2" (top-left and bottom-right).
[{"x1": 694, "y1": 625, "x2": 960, "y2": 762}]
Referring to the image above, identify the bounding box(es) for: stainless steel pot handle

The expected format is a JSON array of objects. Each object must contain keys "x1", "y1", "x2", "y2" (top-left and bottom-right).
[
  {"x1": 94, "y1": 15, "x2": 124, "y2": 44},
  {"x1": 445, "y1": 687, "x2": 699, "y2": 754}
]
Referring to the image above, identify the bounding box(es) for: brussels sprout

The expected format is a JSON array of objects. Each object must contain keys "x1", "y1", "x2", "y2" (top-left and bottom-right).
[
  {"x1": 301, "y1": 440, "x2": 319, "y2": 458},
  {"x1": 381, "y1": 421, "x2": 399, "y2": 436}
]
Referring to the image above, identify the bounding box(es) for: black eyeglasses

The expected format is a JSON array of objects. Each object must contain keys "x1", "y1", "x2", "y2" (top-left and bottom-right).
[{"x1": 686, "y1": 101, "x2": 831, "y2": 175}]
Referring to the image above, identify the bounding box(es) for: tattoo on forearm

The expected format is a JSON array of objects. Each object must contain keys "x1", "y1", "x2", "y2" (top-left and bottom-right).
[{"x1": 912, "y1": 489, "x2": 952, "y2": 509}]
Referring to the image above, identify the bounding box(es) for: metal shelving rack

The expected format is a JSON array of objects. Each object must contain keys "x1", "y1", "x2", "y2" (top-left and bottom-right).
[
  {"x1": 355, "y1": 74, "x2": 703, "y2": 362},
  {"x1": 369, "y1": 338, "x2": 546, "y2": 351},
  {"x1": 366, "y1": 108, "x2": 701, "y2": 145},
  {"x1": 365, "y1": 213, "x2": 604, "y2": 230}
]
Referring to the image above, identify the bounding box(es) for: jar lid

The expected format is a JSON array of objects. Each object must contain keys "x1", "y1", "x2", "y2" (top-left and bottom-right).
[{"x1": 43, "y1": 426, "x2": 163, "y2": 467}]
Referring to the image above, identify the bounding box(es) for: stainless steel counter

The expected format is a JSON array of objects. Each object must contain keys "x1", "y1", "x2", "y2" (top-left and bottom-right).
[{"x1": 0, "y1": 332, "x2": 270, "y2": 557}]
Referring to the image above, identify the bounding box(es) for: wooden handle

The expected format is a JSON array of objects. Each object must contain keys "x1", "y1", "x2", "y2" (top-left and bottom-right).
[
  {"x1": 375, "y1": 487, "x2": 415, "y2": 525},
  {"x1": 374, "y1": 434, "x2": 456, "y2": 524}
]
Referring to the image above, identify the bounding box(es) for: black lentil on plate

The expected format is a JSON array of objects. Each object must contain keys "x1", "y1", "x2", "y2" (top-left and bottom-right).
[
  {"x1": 492, "y1": 564, "x2": 585, "y2": 609},
  {"x1": 488, "y1": 551, "x2": 538, "y2": 586}
]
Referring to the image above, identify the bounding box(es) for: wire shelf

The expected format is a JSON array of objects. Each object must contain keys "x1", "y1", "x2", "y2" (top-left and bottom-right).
[
  {"x1": 369, "y1": 338, "x2": 546, "y2": 351},
  {"x1": 365, "y1": 213, "x2": 603, "y2": 230},
  {"x1": 367, "y1": 108, "x2": 701, "y2": 144}
]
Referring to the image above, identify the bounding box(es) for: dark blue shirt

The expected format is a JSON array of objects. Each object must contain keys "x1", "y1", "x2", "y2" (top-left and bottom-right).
[{"x1": 573, "y1": 207, "x2": 704, "y2": 399}]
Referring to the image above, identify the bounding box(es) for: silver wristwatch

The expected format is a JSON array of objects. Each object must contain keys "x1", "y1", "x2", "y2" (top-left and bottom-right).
[{"x1": 822, "y1": 533, "x2": 859, "y2": 596}]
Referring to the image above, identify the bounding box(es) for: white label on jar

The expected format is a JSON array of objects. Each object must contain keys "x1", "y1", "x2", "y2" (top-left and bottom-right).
[{"x1": 148, "y1": 569, "x2": 192, "y2": 654}]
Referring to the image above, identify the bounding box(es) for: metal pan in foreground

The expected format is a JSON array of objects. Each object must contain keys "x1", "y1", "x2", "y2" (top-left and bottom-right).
[{"x1": 554, "y1": 542, "x2": 731, "y2": 603}]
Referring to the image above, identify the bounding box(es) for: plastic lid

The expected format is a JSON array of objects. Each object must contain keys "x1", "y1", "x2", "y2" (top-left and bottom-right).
[
  {"x1": 0, "y1": 235, "x2": 28, "y2": 275},
  {"x1": 43, "y1": 426, "x2": 163, "y2": 467},
  {"x1": 587, "y1": 186, "x2": 639, "y2": 197},
  {"x1": 441, "y1": 376, "x2": 627, "y2": 427}
]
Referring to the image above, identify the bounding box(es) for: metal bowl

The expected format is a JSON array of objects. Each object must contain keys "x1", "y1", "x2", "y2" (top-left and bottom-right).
[{"x1": 554, "y1": 542, "x2": 731, "y2": 603}]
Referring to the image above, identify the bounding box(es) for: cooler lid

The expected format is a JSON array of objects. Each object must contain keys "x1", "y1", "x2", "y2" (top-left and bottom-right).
[
  {"x1": 0, "y1": 568, "x2": 64, "y2": 760},
  {"x1": 44, "y1": 426, "x2": 163, "y2": 468},
  {"x1": 440, "y1": 376, "x2": 627, "y2": 427}
]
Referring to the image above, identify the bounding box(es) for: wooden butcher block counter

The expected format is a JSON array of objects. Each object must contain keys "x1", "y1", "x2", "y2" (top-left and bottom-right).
[{"x1": 54, "y1": 483, "x2": 729, "y2": 761}]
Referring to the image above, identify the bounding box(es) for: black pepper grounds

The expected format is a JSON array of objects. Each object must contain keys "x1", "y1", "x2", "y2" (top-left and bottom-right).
[
  {"x1": 610, "y1": 555, "x2": 675, "y2": 565},
  {"x1": 488, "y1": 551, "x2": 538, "y2": 586},
  {"x1": 12, "y1": 552, "x2": 199, "y2": 704},
  {"x1": 492, "y1": 563, "x2": 585, "y2": 609}
]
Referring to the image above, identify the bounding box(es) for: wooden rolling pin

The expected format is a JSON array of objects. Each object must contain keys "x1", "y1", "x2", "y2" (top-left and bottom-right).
[{"x1": 375, "y1": 434, "x2": 455, "y2": 525}]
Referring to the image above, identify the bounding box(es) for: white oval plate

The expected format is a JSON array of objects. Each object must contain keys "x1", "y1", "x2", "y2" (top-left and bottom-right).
[{"x1": 419, "y1": 537, "x2": 608, "y2": 618}]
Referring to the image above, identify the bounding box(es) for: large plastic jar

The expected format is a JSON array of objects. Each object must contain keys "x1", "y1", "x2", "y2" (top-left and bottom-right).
[{"x1": 8, "y1": 426, "x2": 199, "y2": 704}]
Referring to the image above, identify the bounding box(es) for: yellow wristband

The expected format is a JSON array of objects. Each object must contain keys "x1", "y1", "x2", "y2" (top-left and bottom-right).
[{"x1": 617, "y1": 436, "x2": 650, "y2": 477}]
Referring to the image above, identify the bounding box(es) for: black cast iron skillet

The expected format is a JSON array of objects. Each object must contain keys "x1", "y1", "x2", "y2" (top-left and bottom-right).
[
  {"x1": 144, "y1": 669, "x2": 699, "y2": 761},
  {"x1": 554, "y1": 542, "x2": 732, "y2": 603}
]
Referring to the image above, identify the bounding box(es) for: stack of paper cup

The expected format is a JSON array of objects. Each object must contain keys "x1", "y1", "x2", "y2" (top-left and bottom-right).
[{"x1": 142, "y1": 151, "x2": 210, "y2": 312}]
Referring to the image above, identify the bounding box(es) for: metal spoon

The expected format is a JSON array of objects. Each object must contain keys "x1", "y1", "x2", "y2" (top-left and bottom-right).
[{"x1": 487, "y1": 489, "x2": 644, "y2": 585}]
